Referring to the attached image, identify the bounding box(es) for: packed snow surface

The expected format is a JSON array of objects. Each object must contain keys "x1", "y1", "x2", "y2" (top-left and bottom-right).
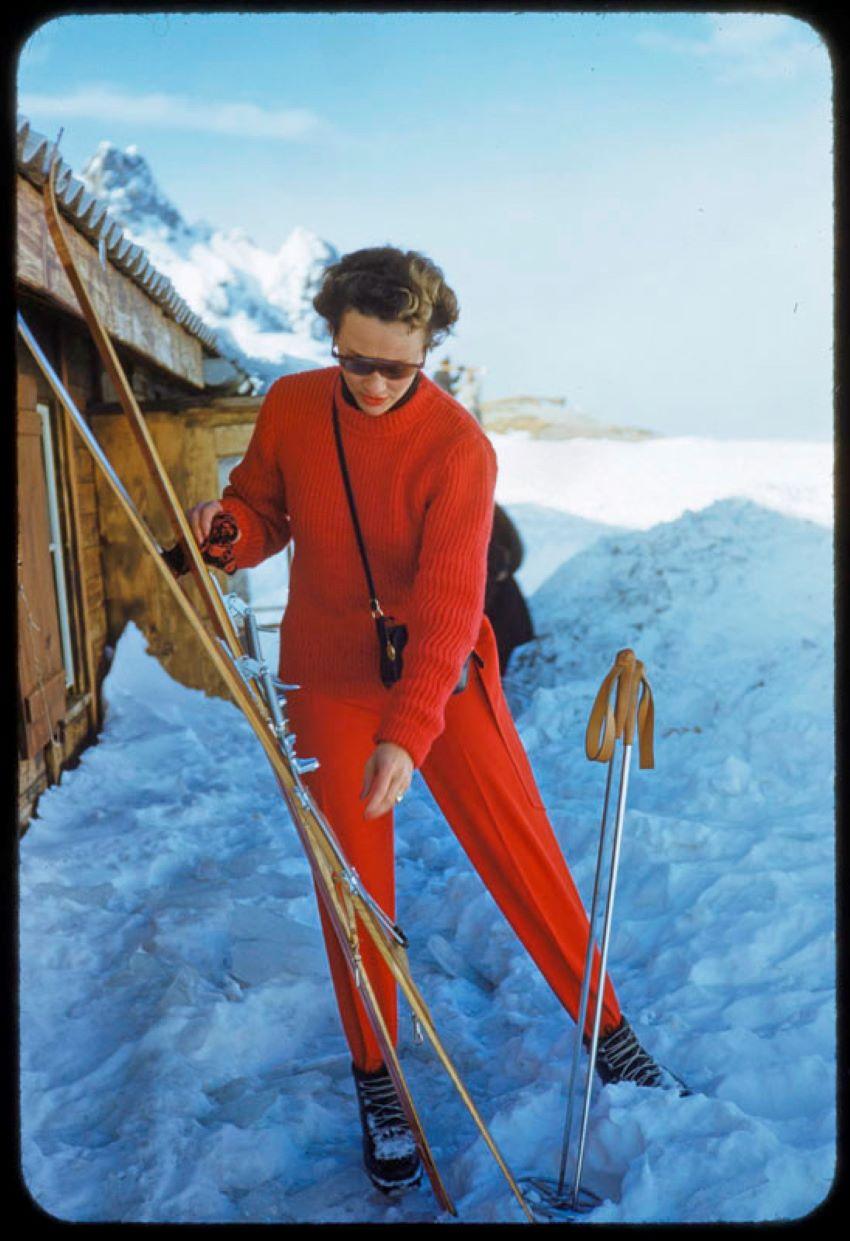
[{"x1": 19, "y1": 435, "x2": 834, "y2": 1223}]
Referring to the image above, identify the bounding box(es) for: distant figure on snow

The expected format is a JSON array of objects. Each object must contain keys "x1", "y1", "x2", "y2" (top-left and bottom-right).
[
  {"x1": 432, "y1": 355, "x2": 459, "y2": 396},
  {"x1": 457, "y1": 363, "x2": 484, "y2": 424}
]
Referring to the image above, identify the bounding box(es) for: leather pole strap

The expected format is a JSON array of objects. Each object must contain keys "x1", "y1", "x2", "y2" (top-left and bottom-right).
[{"x1": 585, "y1": 648, "x2": 655, "y2": 770}]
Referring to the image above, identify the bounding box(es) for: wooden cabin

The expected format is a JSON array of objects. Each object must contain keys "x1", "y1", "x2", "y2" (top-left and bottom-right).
[{"x1": 16, "y1": 118, "x2": 268, "y2": 832}]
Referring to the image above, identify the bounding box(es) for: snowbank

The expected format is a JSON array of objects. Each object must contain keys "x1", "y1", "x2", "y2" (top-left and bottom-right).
[{"x1": 19, "y1": 436, "x2": 834, "y2": 1223}]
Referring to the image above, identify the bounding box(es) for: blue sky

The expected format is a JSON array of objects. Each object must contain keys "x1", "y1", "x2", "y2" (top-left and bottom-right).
[{"x1": 17, "y1": 12, "x2": 832, "y2": 439}]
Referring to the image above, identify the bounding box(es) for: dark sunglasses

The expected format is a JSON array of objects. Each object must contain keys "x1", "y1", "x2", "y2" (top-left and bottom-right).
[{"x1": 332, "y1": 345, "x2": 425, "y2": 382}]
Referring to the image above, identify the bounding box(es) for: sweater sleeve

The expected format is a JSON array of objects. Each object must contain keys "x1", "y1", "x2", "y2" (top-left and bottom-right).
[
  {"x1": 220, "y1": 382, "x2": 291, "y2": 569},
  {"x1": 374, "y1": 433, "x2": 497, "y2": 767}
]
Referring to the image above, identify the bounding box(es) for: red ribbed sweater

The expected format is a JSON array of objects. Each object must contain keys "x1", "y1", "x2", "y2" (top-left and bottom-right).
[{"x1": 220, "y1": 366, "x2": 498, "y2": 768}]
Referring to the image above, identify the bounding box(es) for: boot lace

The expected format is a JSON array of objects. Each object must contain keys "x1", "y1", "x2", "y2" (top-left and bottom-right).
[
  {"x1": 597, "y1": 1021, "x2": 664, "y2": 1087},
  {"x1": 358, "y1": 1074, "x2": 416, "y2": 1158}
]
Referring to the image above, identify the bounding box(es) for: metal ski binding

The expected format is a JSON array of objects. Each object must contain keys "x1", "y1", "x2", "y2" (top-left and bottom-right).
[
  {"x1": 224, "y1": 593, "x2": 321, "y2": 775},
  {"x1": 272, "y1": 675, "x2": 300, "y2": 693},
  {"x1": 223, "y1": 590, "x2": 250, "y2": 618},
  {"x1": 234, "y1": 654, "x2": 265, "y2": 683}
]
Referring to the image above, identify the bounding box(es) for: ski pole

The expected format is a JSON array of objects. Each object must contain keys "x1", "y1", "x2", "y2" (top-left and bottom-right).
[
  {"x1": 555, "y1": 650, "x2": 638, "y2": 1199},
  {"x1": 554, "y1": 749, "x2": 616, "y2": 1196},
  {"x1": 567, "y1": 651, "x2": 643, "y2": 1201},
  {"x1": 521, "y1": 649, "x2": 654, "y2": 1220}
]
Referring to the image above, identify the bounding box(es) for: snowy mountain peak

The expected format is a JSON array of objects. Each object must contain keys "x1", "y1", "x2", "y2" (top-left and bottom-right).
[
  {"x1": 269, "y1": 227, "x2": 338, "y2": 333},
  {"x1": 82, "y1": 141, "x2": 186, "y2": 239},
  {"x1": 278, "y1": 224, "x2": 332, "y2": 261},
  {"x1": 79, "y1": 141, "x2": 338, "y2": 390}
]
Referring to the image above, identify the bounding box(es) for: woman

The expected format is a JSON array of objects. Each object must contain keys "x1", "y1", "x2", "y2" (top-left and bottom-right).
[{"x1": 188, "y1": 247, "x2": 679, "y2": 1196}]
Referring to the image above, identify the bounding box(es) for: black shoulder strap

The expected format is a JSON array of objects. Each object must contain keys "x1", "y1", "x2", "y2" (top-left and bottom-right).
[{"x1": 331, "y1": 394, "x2": 382, "y2": 615}]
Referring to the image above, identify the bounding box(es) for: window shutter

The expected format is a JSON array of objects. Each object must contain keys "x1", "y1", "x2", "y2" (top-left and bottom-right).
[{"x1": 17, "y1": 374, "x2": 67, "y2": 759}]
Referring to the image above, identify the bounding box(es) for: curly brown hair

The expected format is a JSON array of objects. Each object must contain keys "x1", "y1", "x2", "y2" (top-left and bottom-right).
[{"x1": 313, "y1": 246, "x2": 459, "y2": 350}]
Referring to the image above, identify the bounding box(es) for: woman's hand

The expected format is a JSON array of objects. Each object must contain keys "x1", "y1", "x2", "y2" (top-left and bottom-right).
[
  {"x1": 187, "y1": 499, "x2": 228, "y2": 548},
  {"x1": 361, "y1": 742, "x2": 414, "y2": 819}
]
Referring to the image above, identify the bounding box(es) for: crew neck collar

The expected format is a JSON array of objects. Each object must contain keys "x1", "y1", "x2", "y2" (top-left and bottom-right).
[
  {"x1": 340, "y1": 370, "x2": 422, "y2": 413},
  {"x1": 335, "y1": 369, "x2": 437, "y2": 437}
]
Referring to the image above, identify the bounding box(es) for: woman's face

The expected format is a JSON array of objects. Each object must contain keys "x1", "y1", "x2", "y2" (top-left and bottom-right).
[{"x1": 335, "y1": 309, "x2": 427, "y2": 417}]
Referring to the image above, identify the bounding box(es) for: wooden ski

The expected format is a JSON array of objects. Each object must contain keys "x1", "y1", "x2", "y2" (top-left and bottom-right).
[{"x1": 20, "y1": 156, "x2": 535, "y2": 1223}]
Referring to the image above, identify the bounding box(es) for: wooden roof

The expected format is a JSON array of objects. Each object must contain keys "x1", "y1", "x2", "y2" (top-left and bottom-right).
[{"x1": 16, "y1": 115, "x2": 248, "y2": 391}]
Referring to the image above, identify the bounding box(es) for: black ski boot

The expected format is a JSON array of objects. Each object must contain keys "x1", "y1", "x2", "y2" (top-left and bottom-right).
[
  {"x1": 352, "y1": 1063, "x2": 423, "y2": 1193},
  {"x1": 594, "y1": 1017, "x2": 691, "y2": 1095}
]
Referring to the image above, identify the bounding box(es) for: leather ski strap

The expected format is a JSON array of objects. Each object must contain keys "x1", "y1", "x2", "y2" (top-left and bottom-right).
[{"x1": 585, "y1": 648, "x2": 655, "y2": 770}]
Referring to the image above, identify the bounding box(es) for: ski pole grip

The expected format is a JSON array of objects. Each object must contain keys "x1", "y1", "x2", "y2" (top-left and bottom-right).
[
  {"x1": 634, "y1": 663, "x2": 656, "y2": 769},
  {"x1": 618, "y1": 653, "x2": 656, "y2": 767},
  {"x1": 585, "y1": 648, "x2": 655, "y2": 768},
  {"x1": 586, "y1": 648, "x2": 633, "y2": 762},
  {"x1": 612, "y1": 648, "x2": 637, "y2": 738},
  {"x1": 618, "y1": 651, "x2": 641, "y2": 747},
  {"x1": 585, "y1": 664, "x2": 617, "y2": 762}
]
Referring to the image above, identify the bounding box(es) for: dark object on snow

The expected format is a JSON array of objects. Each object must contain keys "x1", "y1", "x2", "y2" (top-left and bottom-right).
[
  {"x1": 594, "y1": 1017, "x2": 690, "y2": 1094},
  {"x1": 485, "y1": 504, "x2": 534, "y2": 674},
  {"x1": 352, "y1": 1062, "x2": 423, "y2": 1193},
  {"x1": 432, "y1": 356, "x2": 459, "y2": 395}
]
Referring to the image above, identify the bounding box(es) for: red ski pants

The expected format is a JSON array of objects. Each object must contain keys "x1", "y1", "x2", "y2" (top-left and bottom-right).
[{"x1": 285, "y1": 617, "x2": 621, "y2": 1072}]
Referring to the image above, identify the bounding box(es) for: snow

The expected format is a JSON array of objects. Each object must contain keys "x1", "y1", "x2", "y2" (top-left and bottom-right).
[{"x1": 19, "y1": 434, "x2": 834, "y2": 1223}]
